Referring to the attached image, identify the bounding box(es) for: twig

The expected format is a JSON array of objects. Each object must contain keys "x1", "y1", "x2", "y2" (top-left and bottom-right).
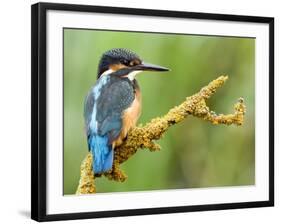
[{"x1": 76, "y1": 76, "x2": 246, "y2": 194}]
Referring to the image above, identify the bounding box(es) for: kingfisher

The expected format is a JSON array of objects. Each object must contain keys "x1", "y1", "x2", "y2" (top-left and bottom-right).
[{"x1": 84, "y1": 48, "x2": 169, "y2": 174}]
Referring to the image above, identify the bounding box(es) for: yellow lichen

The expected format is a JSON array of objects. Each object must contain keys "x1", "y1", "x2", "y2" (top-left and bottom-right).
[
  {"x1": 76, "y1": 75, "x2": 246, "y2": 194},
  {"x1": 76, "y1": 153, "x2": 96, "y2": 194}
]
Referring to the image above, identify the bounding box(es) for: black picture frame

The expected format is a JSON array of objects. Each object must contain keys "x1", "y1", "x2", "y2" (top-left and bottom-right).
[{"x1": 31, "y1": 2, "x2": 274, "y2": 222}]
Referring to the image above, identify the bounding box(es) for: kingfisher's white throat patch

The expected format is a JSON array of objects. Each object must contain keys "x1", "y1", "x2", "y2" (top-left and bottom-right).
[{"x1": 127, "y1": 70, "x2": 142, "y2": 80}]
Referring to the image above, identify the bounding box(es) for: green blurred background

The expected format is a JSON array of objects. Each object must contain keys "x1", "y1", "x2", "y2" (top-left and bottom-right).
[{"x1": 63, "y1": 29, "x2": 255, "y2": 195}]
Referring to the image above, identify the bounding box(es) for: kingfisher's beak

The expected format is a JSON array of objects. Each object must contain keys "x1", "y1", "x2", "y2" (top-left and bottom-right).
[{"x1": 134, "y1": 62, "x2": 170, "y2": 72}]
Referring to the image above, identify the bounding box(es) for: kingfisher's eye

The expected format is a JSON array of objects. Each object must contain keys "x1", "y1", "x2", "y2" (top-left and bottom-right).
[{"x1": 121, "y1": 59, "x2": 130, "y2": 66}]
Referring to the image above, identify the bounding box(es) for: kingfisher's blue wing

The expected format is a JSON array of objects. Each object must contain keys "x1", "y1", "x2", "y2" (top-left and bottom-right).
[
  {"x1": 96, "y1": 77, "x2": 135, "y2": 143},
  {"x1": 84, "y1": 90, "x2": 95, "y2": 130},
  {"x1": 84, "y1": 76, "x2": 135, "y2": 146}
]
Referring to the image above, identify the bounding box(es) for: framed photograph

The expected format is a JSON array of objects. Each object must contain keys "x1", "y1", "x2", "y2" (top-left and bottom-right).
[{"x1": 31, "y1": 2, "x2": 274, "y2": 222}]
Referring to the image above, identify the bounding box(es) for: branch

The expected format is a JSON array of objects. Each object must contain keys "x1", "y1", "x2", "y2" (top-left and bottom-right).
[{"x1": 76, "y1": 76, "x2": 246, "y2": 194}]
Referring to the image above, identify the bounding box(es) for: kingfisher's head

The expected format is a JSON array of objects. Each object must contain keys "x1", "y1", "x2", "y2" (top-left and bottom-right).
[{"x1": 97, "y1": 48, "x2": 169, "y2": 80}]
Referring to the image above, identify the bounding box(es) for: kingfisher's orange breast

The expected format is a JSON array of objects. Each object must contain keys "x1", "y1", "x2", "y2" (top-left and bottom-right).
[{"x1": 112, "y1": 89, "x2": 141, "y2": 148}]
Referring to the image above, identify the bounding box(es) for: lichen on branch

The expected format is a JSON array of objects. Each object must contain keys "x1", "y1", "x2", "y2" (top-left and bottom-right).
[{"x1": 76, "y1": 75, "x2": 246, "y2": 195}]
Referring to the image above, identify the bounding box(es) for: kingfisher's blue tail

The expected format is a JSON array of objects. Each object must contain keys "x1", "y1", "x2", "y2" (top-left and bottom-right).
[{"x1": 88, "y1": 134, "x2": 113, "y2": 174}]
